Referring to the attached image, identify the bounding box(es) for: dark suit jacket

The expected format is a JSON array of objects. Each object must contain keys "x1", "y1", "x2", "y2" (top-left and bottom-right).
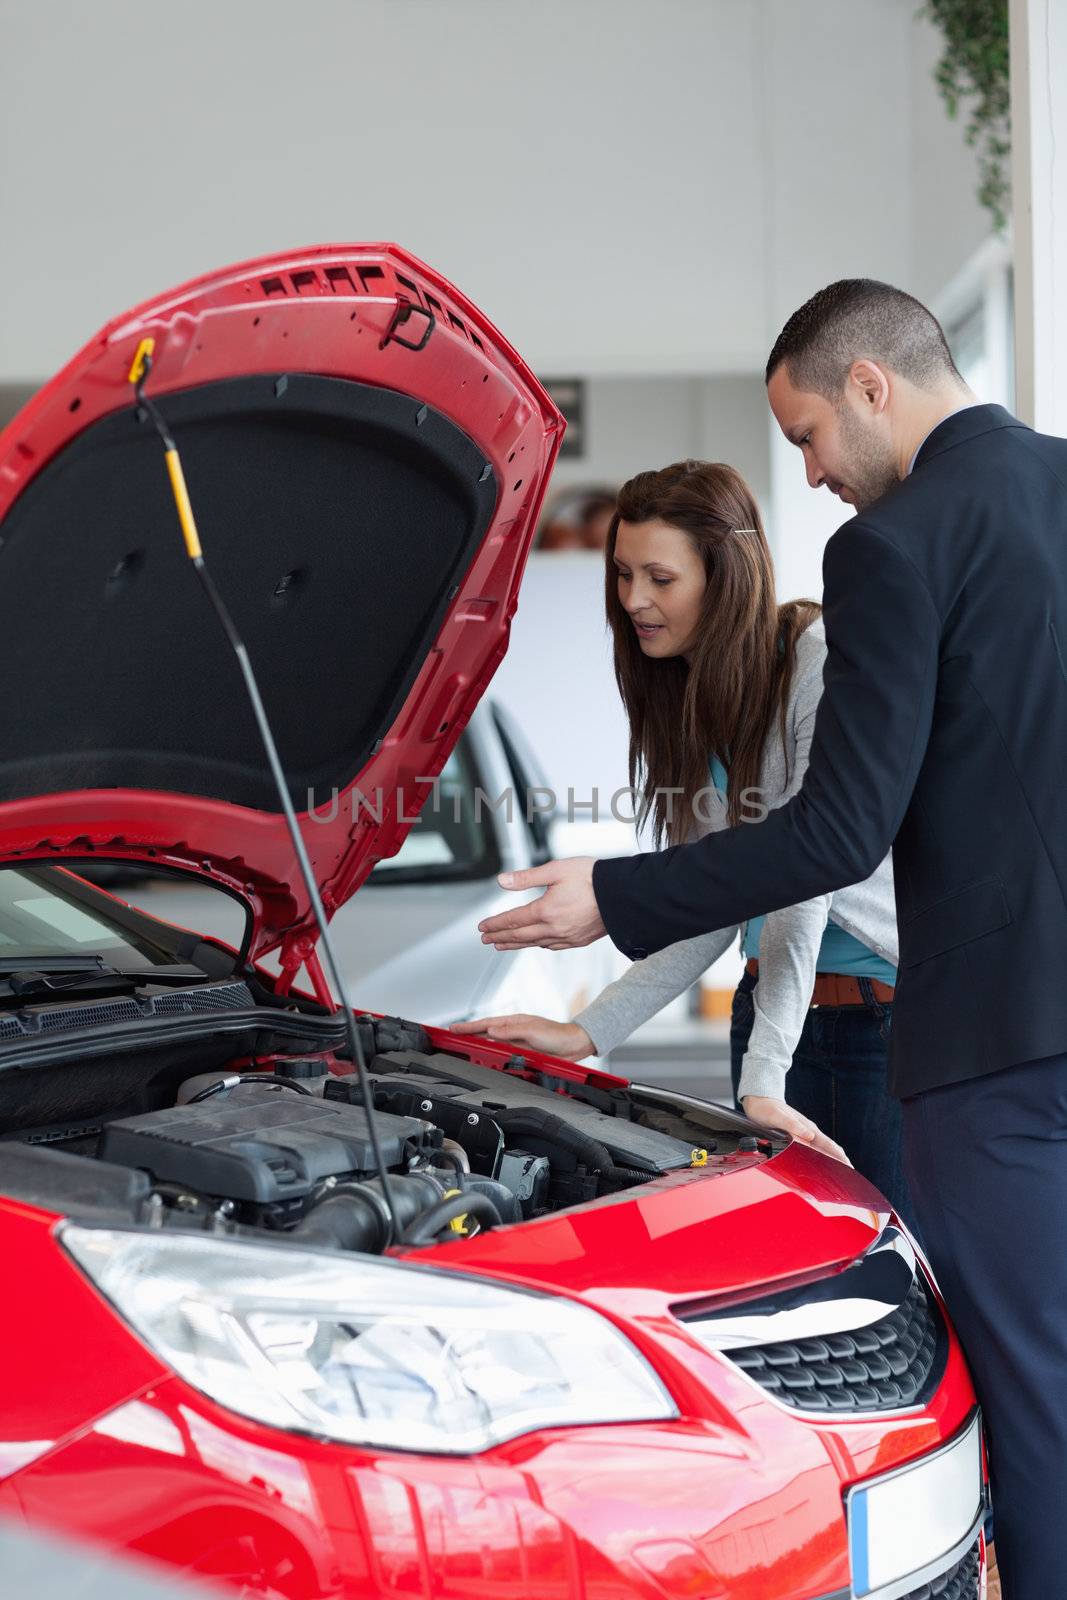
[{"x1": 593, "y1": 404, "x2": 1067, "y2": 1097}]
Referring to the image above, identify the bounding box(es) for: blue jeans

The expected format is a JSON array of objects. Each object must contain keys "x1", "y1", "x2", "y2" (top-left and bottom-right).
[{"x1": 730, "y1": 967, "x2": 917, "y2": 1234}]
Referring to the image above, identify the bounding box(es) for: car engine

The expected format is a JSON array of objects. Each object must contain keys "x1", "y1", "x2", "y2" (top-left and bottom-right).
[{"x1": 3, "y1": 1010, "x2": 765, "y2": 1253}]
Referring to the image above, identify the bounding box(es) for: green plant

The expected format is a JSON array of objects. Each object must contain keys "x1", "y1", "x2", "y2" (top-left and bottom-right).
[{"x1": 920, "y1": 0, "x2": 1011, "y2": 230}]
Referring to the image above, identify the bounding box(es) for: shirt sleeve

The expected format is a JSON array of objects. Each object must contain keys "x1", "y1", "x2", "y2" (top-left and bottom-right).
[
  {"x1": 591, "y1": 521, "x2": 940, "y2": 958},
  {"x1": 735, "y1": 639, "x2": 834, "y2": 1100},
  {"x1": 736, "y1": 896, "x2": 830, "y2": 1101},
  {"x1": 572, "y1": 923, "x2": 739, "y2": 1056}
]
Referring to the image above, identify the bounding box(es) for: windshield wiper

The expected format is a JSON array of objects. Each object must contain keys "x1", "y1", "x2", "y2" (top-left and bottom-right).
[
  {"x1": 0, "y1": 955, "x2": 123, "y2": 972},
  {"x1": 0, "y1": 964, "x2": 138, "y2": 1004},
  {"x1": 0, "y1": 958, "x2": 215, "y2": 1004}
]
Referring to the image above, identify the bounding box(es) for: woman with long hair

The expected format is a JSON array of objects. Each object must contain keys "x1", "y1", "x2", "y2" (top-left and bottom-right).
[{"x1": 465, "y1": 458, "x2": 911, "y2": 1223}]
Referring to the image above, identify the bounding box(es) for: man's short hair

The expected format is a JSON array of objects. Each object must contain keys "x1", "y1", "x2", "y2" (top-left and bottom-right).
[{"x1": 765, "y1": 278, "x2": 963, "y2": 398}]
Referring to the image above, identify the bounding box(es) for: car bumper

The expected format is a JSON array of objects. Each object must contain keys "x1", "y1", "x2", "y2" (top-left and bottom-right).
[{"x1": 3, "y1": 1372, "x2": 985, "y2": 1600}]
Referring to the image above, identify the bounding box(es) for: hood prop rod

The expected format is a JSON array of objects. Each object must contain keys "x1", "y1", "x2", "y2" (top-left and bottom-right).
[{"x1": 128, "y1": 340, "x2": 403, "y2": 1246}]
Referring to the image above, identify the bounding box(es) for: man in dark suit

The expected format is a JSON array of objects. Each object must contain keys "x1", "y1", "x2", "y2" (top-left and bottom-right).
[{"x1": 479, "y1": 280, "x2": 1067, "y2": 1598}]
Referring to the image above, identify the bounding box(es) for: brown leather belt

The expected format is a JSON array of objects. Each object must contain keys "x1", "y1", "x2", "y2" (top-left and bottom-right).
[{"x1": 745, "y1": 956, "x2": 894, "y2": 1007}]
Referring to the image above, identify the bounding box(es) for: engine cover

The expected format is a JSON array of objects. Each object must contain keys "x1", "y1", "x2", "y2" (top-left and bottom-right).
[
  {"x1": 98, "y1": 1082, "x2": 438, "y2": 1222},
  {"x1": 365, "y1": 1051, "x2": 700, "y2": 1173}
]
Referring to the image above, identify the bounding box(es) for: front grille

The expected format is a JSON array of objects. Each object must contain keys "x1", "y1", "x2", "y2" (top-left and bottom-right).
[
  {"x1": 726, "y1": 1272, "x2": 943, "y2": 1412},
  {"x1": 903, "y1": 1539, "x2": 980, "y2": 1600}
]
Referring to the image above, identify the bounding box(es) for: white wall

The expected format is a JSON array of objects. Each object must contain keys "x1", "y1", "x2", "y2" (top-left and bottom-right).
[
  {"x1": 0, "y1": 0, "x2": 765, "y2": 382},
  {"x1": 548, "y1": 375, "x2": 771, "y2": 509},
  {"x1": 0, "y1": 0, "x2": 990, "y2": 389},
  {"x1": 760, "y1": 0, "x2": 913, "y2": 334},
  {"x1": 768, "y1": 426, "x2": 843, "y2": 606},
  {"x1": 910, "y1": 12, "x2": 994, "y2": 307},
  {"x1": 762, "y1": 8, "x2": 996, "y2": 602},
  {"x1": 491, "y1": 551, "x2": 632, "y2": 819}
]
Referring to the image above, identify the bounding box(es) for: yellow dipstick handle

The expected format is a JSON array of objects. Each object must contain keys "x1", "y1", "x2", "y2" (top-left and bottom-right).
[
  {"x1": 165, "y1": 448, "x2": 202, "y2": 559},
  {"x1": 439, "y1": 1186, "x2": 470, "y2": 1235}
]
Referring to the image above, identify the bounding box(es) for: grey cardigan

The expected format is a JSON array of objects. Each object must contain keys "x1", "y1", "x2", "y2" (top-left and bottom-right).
[{"x1": 573, "y1": 622, "x2": 898, "y2": 1101}]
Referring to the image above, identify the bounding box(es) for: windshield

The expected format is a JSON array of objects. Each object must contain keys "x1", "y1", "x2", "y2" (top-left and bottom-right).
[{"x1": 0, "y1": 865, "x2": 225, "y2": 970}]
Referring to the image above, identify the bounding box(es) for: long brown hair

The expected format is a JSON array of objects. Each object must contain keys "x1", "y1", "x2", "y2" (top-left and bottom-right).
[{"x1": 605, "y1": 459, "x2": 820, "y2": 844}]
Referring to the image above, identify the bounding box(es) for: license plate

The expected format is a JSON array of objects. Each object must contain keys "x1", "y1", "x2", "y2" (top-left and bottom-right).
[{"x1": 846, "y1": 1411, "x2": 983, "y2": 1598}]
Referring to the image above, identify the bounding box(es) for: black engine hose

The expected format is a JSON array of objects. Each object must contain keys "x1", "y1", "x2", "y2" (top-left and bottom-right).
[
  {"x1": 428, "y1": 1145, "x2": 467, "y2": 1176},
  {"x1": 492, "y1": 1106, "x2": 652, "y2": 1188},
  {"x1": 401, "y1": 1190, "x2": 502, "y2": 1248},
  {"x1": 491, "y1": 1107, "x2": 615, "y2": 1174},
  {"x1": 187, "y1": 1072, "x2": 313, "y2": 1104},
  {"x1": 598, "y1": 1163, "x2": 656, "y2": 1189},
  {"x1": 459, "y1": 1175, "x2": 522, "y2": 1224},
  {"x1": 294, "y1": 1171, "x2": 442, "y2": 1253}
]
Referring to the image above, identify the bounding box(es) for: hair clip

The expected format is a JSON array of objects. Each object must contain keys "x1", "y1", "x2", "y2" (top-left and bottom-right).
[{"x1": 732, "y1": 527, "x2": 758, "y2": 534}]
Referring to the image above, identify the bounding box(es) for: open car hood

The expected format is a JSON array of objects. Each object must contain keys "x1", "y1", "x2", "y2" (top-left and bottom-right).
[{"x1": 0, "y1": 246, "x2": 562, "y2": 963}]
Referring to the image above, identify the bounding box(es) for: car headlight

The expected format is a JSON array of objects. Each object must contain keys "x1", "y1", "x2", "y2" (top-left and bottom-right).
[{"x1": 62, "y1": 1227, "x2": 677, "y2": 1453}]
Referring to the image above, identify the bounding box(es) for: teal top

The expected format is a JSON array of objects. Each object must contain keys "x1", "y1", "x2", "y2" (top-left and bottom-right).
[{"x1": 708, "y1": 755, "x2": 898, "y2": 984}]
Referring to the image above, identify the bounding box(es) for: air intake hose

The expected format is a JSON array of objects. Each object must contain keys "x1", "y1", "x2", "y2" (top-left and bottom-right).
[{"x1": 294, "y1": 1170, "x2": 443, "y2": 1253}]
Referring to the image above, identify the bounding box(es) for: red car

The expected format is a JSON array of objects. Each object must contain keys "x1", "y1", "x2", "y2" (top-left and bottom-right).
[{"x1": 0, "y1": 248, "x2": 986, "y2": 1600}]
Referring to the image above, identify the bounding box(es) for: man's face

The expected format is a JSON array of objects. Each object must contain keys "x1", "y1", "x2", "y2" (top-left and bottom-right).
[{"x1": 767, "y1": 363, "x2": 898, "y2": 512}]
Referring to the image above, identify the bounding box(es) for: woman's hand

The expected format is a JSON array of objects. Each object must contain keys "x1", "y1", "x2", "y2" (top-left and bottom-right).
[
  {"x1": 741, "y1": 1095, "x2": 851, "y2": 1165},
  {"x1": 459, "y1": 1014, "x2": 595, "y2": 1060}
]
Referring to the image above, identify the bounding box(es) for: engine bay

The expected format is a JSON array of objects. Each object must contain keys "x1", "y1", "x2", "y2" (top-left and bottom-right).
[{"x1": 2, "y1": 1010, "x2": 773, "y2": 1252}]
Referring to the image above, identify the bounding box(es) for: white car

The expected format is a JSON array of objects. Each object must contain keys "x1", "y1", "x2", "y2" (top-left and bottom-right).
[{"x1": 109, "y1": 699, "x2": 628, "y2": 1036}]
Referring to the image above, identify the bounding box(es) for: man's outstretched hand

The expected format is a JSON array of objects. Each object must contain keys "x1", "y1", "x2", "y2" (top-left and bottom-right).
[{"x1": 478, "y1": 857, "x2": 606, "y2": 950}]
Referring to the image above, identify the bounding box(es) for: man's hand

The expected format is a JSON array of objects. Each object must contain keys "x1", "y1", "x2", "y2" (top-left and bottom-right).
[
  {"x1": 741, "y1": 1094, "x2": 851, "y2": 1165},
  {"x1": 477, "y1": 857, "x2": 606, "y2": 950},
  {"x1": 459, "y1": 1014, "x2": 595, "y2": 1059}
]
